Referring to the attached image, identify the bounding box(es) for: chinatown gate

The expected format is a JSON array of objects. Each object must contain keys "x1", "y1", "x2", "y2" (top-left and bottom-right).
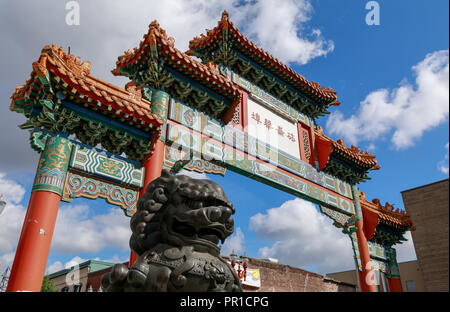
[{"x1": 7, "y1": 12, "x2": 414, "y2": 292}]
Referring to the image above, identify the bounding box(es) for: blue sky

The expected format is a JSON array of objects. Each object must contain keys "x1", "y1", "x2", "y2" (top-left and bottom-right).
[{"x1": 0, "y1": 0, "x2": 448, "y2": 277}]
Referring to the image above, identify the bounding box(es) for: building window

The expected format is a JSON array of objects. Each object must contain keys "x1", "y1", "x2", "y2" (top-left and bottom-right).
[
  {"x1": 406, "y1": 280, "x2": 416, "y2": 292},
  {"x1": 73, "y1": 284, "x2": 83, "y2": 292}
]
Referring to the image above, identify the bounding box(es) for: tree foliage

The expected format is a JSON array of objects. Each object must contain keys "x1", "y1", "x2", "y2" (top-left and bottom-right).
[{"x1": 41, "y1": 275, "x2": 57, "y2": 292}]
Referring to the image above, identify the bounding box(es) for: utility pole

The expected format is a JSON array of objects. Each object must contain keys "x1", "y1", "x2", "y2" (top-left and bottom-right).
[{"x1": 0, "y1": 266, "x2": 11, "y2": 292}]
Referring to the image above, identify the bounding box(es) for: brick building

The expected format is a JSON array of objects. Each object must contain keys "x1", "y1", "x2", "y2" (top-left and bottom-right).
[
  {"x1": 241, "y1": 258, "x2": 355, "y2": 292},
  {"x1": 48, "y1": 260, "x2": 114, "y2": 292},
  {"x1": 50, "y1": 258, "x2": 355, "y2": 292},
  {"x1": 401, "y1": 179, "x2": 449, "y2": 292}
]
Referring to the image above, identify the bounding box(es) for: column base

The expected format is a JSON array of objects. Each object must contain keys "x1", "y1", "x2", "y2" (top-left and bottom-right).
[
  {"x1": 388, "y1": 277, "x2": 403, "y2": 292},
  {"x1": 7, "y1": 191, "x2": 61, "y2": 292}
]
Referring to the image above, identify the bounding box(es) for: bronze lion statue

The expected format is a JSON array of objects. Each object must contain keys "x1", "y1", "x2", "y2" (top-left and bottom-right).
[{"x1": 101, "y1": 170, "x2": 243, "y2": 292}]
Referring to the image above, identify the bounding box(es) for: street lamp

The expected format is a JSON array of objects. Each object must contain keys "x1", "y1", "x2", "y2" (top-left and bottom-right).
[
  {"x1": 241, "y1": 252, "x2": 249, "y2": 281},
  {"x1": 229, "y1": 250, "x2": 249, "y2": 281}
]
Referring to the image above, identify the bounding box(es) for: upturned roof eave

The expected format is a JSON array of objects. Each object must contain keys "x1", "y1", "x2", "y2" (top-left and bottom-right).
[
  {"x1": 112, "y1": 21, "x2": 242, "y2": 103},
  {"x1": 188, "y1": 11, "x2": 340, "y2": 107},
  {"x1": 314, "y1": 127, "x2": 380, "y2": 171},
  {"x1": 10, "y1": 44, "x2": 164, "y2": 128},
  {"x1": 360, "y1": 193, "x2": 414, "y2": 230}
]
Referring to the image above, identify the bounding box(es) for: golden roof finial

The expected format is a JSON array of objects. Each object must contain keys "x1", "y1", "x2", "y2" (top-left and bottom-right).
[{"x1": 222, "y1": 10, "x2": 229, "y2": 19}]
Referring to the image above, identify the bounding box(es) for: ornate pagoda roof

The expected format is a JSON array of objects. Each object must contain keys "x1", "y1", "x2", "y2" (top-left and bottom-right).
[
  {"x1": 113, "y1": 20, "x2": 242, "y2": 123},
  {"x1": 187, "y1": 11, "x2": 340, "y2": 119},
  {"x1": 11, "y1": 44, "x2": 163, "y2": 128},
  {"x1": 360, "y1": 192, "x2": 415, "y2": 246},
  {"x1": 10, "y1": 44, "x2": 163, "y2": 161},
  {"x1": 361, "y1": 192, "x2": 414, "y2": 229},
  {"x1": 314, "y1": 126, "x2": 380, "y2": 183}
]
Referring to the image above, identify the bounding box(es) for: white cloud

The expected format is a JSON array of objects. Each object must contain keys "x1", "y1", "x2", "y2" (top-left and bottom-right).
[
  {"x1": 438, "y1": 142, "x2": 449, "y2": 174},
  {"x1": 93, "y1": 254, "x2": 129, "y2": 265},
  {"x1": 64, "y1": 256, "x2": 88, "y2": 269},
  {"x1": 367, "y1": 143, "x2": 376, "y2": 152},
  {"x1": 0, "y1": 0, "x2": 333, "y2": 173},
  {"x1": 234, "y1": 0, "x2": 334, "y2": 65},
  {"x1": 177, "y1": 169, "x2": 209, "y2": 180},
  {"x1": 249, "y1": 198, "x2": 355, "y2": 275},
  {"x1": 0, "y1": 0, "x2": 333, "y2": 87},
  {"x1": 51, "y1": 204, "x2": 131, "y2": 254},
  {"x1": 0, "y1": 252, "x2": 15, "y2": 273},
  {"x1": 326, "y1": 50, "x2": 449, "y2": 150},
  {"x1": 46, "y1": 256, "x2": 88, "y2": 275},
  {"x1": 96, "y1": 0, "x2": 334, "y2": 66},
  {"x1": 220, "y1": 227, "x2": 245, "y2": 257},
  {"x1": 0, "y1": 173, "x2": 26, "y2": 205},
  {"x1": 0, "y1": 173, "x2": 27, "y2": 255},
  {"x1": 46, "y1": 261, "x2": 64, "y2": 275},
  {"x1": 46, "y1": 254, "x2": 129, "y2": 275}
]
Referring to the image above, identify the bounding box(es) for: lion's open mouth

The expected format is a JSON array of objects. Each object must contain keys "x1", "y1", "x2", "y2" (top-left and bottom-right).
[{"x1": 172, "y1": 219, "x2": 225, "y2": 245}]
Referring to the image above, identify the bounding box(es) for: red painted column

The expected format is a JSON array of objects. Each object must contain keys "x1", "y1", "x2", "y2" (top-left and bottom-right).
[
  {"x1": 129, "y1": 89, "x2": 170, "y2": 267},
  {"x1": 7, "y1": 136, "x2": 72, "y2": 292},
  {"x1": 129, "y1": 139, "x2": 165, "y2": 267},
  {"x1": 351, "y1": 185, "x2": 377, "y2": 292},
  {"x1": 387, "y1": 277, "x2": 403, "y2": 292},
  {"x1": 241, "y1": 91, "x2": 248, "y2": 131},
  {"x1": 7, "y1": 191, "x2": 62, "y2": 292},
  {"x1": 355, "y1": 220, "x2": 377, "y2": 292},
  {"x1": 141, "y1": 139, "x2": 166, "y2": 189}
]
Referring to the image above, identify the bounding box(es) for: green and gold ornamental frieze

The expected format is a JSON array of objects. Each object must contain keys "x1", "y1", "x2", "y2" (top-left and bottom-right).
[
  {"x1": 368, "y1": 241, "x2": 389, "y2": 261},
  {"x1": 163, "y1": 145, "x2": 227, "y2": 176},
  {"x1": 168, "y1": 100, "x2": 353, "y2": 200},
  {"x1": 69, "y1": 145, "x2": 145, "y2": 188},
  {"x1": 32, "y1": 136, "x2": 72, "y2": 195},
  {"x1": 192, "y1": 38, "x2": 335, "y2": 118},
  {"x1": 370, "y1": 222, "x2": 408, "y2": 246},
  {"x1": 350, "y1": 232, "x2": 363, "y2": 271},
  {"x1": 370, "y1": 258, "x2": 389, "y2": 274},
  {"x1": 16, "y1": 84, "x2": 158, "y2": 162},
  {"x1": 386, "y1": 248, "x2": 400, "y2": 278},
  {"x1": 166, "y1": 122, "x2": 355, "y2": 214},
  {"x1": 320, "y1": 206, "x2": 352, "y2": 227},
  {"x1": 150, "y1": 89, "x2": 170, "y2": 121},
  {"x1": 62, "y1": 171, "x2": 138, "y2": 217}
]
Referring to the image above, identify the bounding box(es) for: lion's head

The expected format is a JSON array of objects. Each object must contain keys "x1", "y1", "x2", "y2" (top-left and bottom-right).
[{"x1": 130, "y1": 170, "x2": 235, "y2": 256}]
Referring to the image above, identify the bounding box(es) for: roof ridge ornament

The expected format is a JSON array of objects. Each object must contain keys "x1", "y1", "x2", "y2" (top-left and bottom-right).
[
  {"x1": 311, "y1": 81, "x2": 320, "y2": 89},
  {"x1": 125, "y1": 81, "x2": 142, "y2": 101},
  {"x1": 221, "y1": 10, "x2": 229, "y2": 29},
  {"x1": 148, "y1": 19, "x2": 175, "y2": 47},
  {"x1": 359, "y1": 193, "x2": 414, "y2": 230},
  {"x1": 316, "y1": 125, "x2": 324, "y2": 136},
  {"x1": 222, "y1": 10, "x2": 229, "y2": 20},
  {"x1": 32, "y1": 54, "x2": 48, "y2": 78},
  {"x1": 349, "y1": 145, "x2": 360, "y2": 153},
  {"x1": 47, "y1": 44, "x2": 92, "y2": 78},
  {"x1": 206, "y1": 61, "x2": 220, "y2": 77}
]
